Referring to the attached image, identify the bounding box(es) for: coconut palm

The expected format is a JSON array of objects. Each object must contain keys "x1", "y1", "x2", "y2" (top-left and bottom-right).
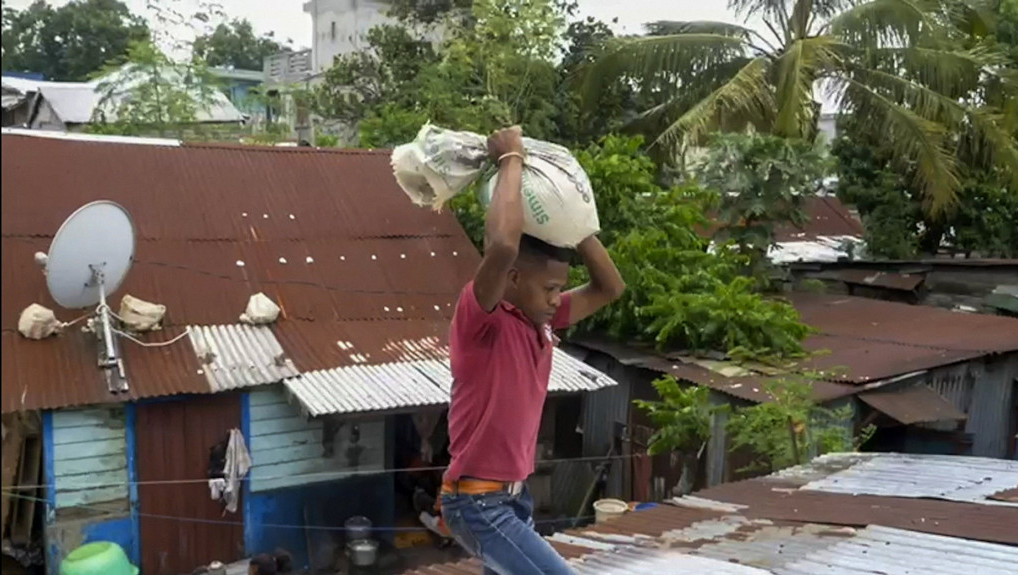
[{"x1": 587, "y1": 0, "x2": 1018, "y2": 213}]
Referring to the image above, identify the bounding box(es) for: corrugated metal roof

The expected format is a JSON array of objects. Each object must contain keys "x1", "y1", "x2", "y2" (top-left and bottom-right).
[
  {"x1": 284, "y1": 347, "x2": 620, "y2": 417},
  {"x1": 3, "y1": 129, "x2": 621, "y2": 413},
  {"x1": 574, "y1": 293, "x2": 1018, "y2": 403},
  {"x1": 1, "y1": 132, "x2": 474, "y2": 412},
  {"x1": 777, "y1": 525, "x2": 1018, "y2": 575},
  {"x1": 834, "y1": 269, "x2": 926, "y2": 291},
  {"x1": 773, "y1": 196, "x2": 864, "y2": 242},
  {"x1": 857, "y1": 384, "x2": 967, "y2": 424},
  {"x1": 187, "y1": 324, "x2": 299, "y2": 392},
  {"x1": 786, "y1": 452, "x2": 1018, "y2": 505}
]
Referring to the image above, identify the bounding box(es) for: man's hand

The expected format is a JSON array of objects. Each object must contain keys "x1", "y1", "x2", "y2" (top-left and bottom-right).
[
  {"x1": 473, "y1": 126, "x2": 527, "y2": 312},
  {"x1": 487, "y1": 126, "x2": 525, "y2": 163}
]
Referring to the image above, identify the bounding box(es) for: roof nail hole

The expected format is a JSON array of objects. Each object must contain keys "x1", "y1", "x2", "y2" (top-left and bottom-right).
[
  {"x1": 241, "y1": 212, "x2": 248, "y2": 217},
  {"x1": 289, "y1": 214, "x2": 296, "y2": 220},
  {"x1": 400, "y1": 254, "x2": 406, "y2": 259},
  {"x1": 279, "y1": 257, "x2": 287, "y2": 264},
  {"x1": 371, "y1": 254, "x2": 377, "y2": 260},
  {"x1": 453, "y1": 251, "x2": 458, "y2": 256},
  {"x1": 236, "y1": 260, "x2": 245, "y2": 267},
  {"x1": 263, "y1": 214, "x2": 269, "y2": 219},
  {"x1": 306, "y1": 256, "x2": 314, "y2": 264},
  {"x1": 340, "y1": 256, "x2": 346, "y2": 261},
  {"x1": 396, "y1": 307, "x2": 404, "y2": 313},
  {"x1": 384, "y1": 306, "x2": 390, "y2": 312},
  {"x1": 434, "y1": 305, "x2": 440, "y2": 311},
  {"x1": 430, "y1": 251, "x2": 436, "y2": 257}
]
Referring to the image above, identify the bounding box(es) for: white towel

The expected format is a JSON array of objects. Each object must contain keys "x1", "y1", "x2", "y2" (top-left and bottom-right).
[{"x1": 209, "y1": 428, "x2": 252, "y2": 514}]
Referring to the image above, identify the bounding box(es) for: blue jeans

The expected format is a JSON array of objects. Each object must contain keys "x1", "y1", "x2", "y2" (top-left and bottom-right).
[{"x1": 441, "y1": 486, "x2": 575, "y2": 575}]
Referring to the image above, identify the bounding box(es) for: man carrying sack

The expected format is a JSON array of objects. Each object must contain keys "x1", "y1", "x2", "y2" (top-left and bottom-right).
[{"x1": 438, "y1": 126, "x2": 625, "y2": 575}]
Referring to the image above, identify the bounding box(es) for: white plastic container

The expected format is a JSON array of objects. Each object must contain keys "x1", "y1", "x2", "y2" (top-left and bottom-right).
[{"x1": 593, "y1": 498, "x2": 628, "y2": 523}]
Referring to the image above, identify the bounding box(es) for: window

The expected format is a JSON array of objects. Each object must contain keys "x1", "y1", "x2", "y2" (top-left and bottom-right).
[{"x1": 330, "y1": 21, "x2": 336, "y2": 41}]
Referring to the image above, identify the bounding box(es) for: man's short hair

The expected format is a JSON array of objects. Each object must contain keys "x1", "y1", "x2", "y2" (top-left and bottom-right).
[{"x1": 518, "y1": 234, "x2": 574, "y2": 265}]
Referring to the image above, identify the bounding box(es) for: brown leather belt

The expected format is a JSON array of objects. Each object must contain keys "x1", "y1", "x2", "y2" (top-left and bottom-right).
[{"x1": 441, "y1": 478, "x2": 525, "y2": 496}]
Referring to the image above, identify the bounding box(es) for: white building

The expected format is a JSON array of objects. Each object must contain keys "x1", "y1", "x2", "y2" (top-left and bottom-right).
[{"x1": 303, "y1": 0, "x2": 395, "y2": 73}]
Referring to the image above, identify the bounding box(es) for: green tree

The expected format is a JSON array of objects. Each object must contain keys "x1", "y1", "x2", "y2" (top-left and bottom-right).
[
  {"x1": 1, "y1": 0, "x2": 149, "y2": 81},
  {"x1": 699, "y1": 133, "x2": 829, "y2": 275},
  {"x1": 726, "y1": 375, "x2": 875, "y2": 474},
  {"x1": 832, "y1": 1, "x2": 1018, "y2": 258},
  {"x1": 570, "y1": 135, "x2": 813, "y2": 360},
  {"x1": 193, "y1": 18, "x2": 288, "y2": 71},
  {"x1": 634, "y1": 377, "x2": 718, "y2": 456},
  {"x1": 587, "y1": 0, "x2": 1018, "y2": 213}
]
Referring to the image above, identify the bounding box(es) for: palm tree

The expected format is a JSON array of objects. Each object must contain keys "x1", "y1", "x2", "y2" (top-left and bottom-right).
[{"x1": 587, "y1": 0, "x2": 1018, "y2": 213}]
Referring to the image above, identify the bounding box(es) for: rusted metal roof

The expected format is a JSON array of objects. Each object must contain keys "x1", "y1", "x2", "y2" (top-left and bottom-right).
[
  {"x1": 573, "y1": 293, "x2": 1018, "y2": 403},
  {"x1": 834, "y1": 269, "x2": 926, "y2": 291},
  {"x1": 2, "y1": 132, "x2": 619, "y2": 413},
  {"x1": 1, "y1": 132, "x2": 473, "y2": 412},
  {"x1": 990, "y1": 487, "x2": 1018, "y2": 503},
  {"x1": 774, "y1": 196, "x2": 864, "y2": 242},
  {"x1": 857, "y1": 384, "x2": 967, "y2": 424},
  {"x1": 402, "y1": 455, "x2": 1018, "y2": 575}
]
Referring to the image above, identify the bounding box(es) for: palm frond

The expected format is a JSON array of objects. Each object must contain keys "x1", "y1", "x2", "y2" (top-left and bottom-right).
[
  {"x1": 966, "y1": 107, "x2": 1018, "y2": 189},
  {"x1": 838, "y1": 76, "x2": 959, "y2": 212},
  {"x1": 863, "y1": 43, "x2": 1005, "y2": 98},
  {"x1": 774, "y1": 35, "x2": 846, "y2": 137},
  {"x1": 585, "y1": 32, "x2": 750, "y2": 102},
  {"x1": 654, "y1": 56, "x2": 774, "y2": 148},
  {"x1": 828, "y1": 0, "x2": 945, "y2": 46}
]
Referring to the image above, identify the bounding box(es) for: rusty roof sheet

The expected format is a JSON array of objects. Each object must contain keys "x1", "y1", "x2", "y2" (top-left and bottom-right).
[
  {"x1": 857, "y1": 384, "x2": 967, "y2": 425},
  {"x1": 2, "y1": 132, "x2": 620, "y2": 413},
  {"x1": 774, "y1": 196, "x2": 864, "y2": 242},
  {"x1": 1, "y1": 132, "x2": 476, "y2": 412},
  {"x1": 573, "y1": 293, "x2": 1018, "y2": 400},
  {"x1": 698, "y1": 476, "x2": 1018, "y2": 546},
  {"x1": 990, "y1": 487, "x2": 1018, "y2": 503},
  {"x1": 834, "y1": 269, "x2": 926, "y2": 291}
]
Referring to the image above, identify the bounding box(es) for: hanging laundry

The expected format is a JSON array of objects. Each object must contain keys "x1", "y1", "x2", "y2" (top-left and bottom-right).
[{"x1": 207, "y1": 428, "x2": 251, "y2": 514}]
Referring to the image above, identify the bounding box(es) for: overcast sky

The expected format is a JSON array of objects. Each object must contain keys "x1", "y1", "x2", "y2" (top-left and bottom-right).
[{"x1": 6, "y1": 1, "x2": 762, "y2": 49}]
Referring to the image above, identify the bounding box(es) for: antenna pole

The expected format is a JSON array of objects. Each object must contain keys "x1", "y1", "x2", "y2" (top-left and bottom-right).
[{"x1": 95, "y1": 268, "x2": 117, "y2": 367}]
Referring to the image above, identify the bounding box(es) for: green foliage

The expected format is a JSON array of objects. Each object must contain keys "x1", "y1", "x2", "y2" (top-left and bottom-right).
[
  {"x1": 587, "y1": 0, "x2": 1018, "y2": 214},
  {"x1": 726, "y1": 375, "x2": 875, "y2": 474},
  {"x1": 87, "y1": 39, "x2": 220, "y2": 137},
  {"x1": 699, "y1": 133, "x2": 829, "y2": 273},
  {"x1": 1, "y1": 0, "x2": 149, "y2": 81},
  {"x1": 633, "y1": 378, "x2": 719, "y2": 456},
  {"x1": 570, "y1": 135, "x2": 812, "y2": 360},
  {"x1": 193, "y1": 18, "x2": 288, "y2": 71}
]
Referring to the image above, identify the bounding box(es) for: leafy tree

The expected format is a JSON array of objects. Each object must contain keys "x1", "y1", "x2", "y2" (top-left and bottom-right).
[
  {"x1": 570, "y1": 135, "x2": 813, "y2": 360},
  {"x1": 193, "y1": 18, "x2": 288, "y2": 71},
  {"x1": 832, "y1": 1, "x2": 1018, "y2": 258},
  {"x1": 87, "y1": 1, "x2": 224, "y2": 138},
  {"x1": 1, "y1": 0, "x2": 149, "y2": 81},
  {"x1": 634, "y1": 377, "x2": 719, "y2": 456},
  {"x1": 726, "y1": 374, "x2": 875, "y2": 474},
  {"x1": 699, "y1": 133, "x2": 829, "y2": 274},
  {"x1": 587, "y1": 0, "x2": 1018, "y2": 213}
]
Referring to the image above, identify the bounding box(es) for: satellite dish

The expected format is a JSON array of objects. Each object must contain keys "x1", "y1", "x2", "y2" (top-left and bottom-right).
[
  {"x1": 44, "y1": 200, "x2": 135, "y2": 393},
  {"x1": 46, "y1": 201, "x2": 135, "y2": 309}
]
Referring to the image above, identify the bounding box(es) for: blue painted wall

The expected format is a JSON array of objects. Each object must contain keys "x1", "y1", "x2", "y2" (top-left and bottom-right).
[
  {"x1": 247, "y1": 386, "x2": 385, "y2": 492},
  {"x1": 243, "y1": 387, "x2": 394, "y2": 571},
  {"x1": 43, "y1": 408, "x2": 138, "y2": 574}
]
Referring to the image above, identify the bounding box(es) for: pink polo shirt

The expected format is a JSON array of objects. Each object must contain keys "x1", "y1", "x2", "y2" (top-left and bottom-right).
[{"x1": 445, "y1": 281, "x2": 572, "y2": 482}]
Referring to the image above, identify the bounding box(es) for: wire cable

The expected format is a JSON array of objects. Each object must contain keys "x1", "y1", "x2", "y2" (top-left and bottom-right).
[
  {"x1": 8, "y1": 452, "x2": 640, "y2": 491},
  {"x1": 0, "y1": 491, "x2": 602, "y2": 533}
]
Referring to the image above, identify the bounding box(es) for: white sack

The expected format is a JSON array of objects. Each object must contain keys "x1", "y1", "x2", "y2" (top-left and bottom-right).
[
  {"x1": 239, "y1": 293, "x2": 280, "y2": 325},
  {"x1": 391, "y1": 124, "x2": 600, "y2": 248},
  {"x1": 118, "y1": 294, "x2": 166, "y2": 332},
  {"x1": 18, "y1": 303, "x2": 62, "y2": 340}
]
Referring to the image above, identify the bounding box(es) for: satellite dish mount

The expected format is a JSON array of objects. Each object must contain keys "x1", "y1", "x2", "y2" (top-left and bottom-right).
[{"x1": 44, "y1": 201, "x2": 136, "y2": 394}]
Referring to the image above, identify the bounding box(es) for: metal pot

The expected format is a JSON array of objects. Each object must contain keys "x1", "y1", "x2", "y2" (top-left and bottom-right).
[
  {"x1": 347, "y1": 539, "x2": 379, "y2": 567},
  {"x1": 344, "y1": 515, "x2": 372, "y2": 542}
]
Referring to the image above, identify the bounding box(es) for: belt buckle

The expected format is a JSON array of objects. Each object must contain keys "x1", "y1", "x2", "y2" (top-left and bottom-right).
[{"x1": 508, "y1": 481, "x2": 523, "y2": 496}]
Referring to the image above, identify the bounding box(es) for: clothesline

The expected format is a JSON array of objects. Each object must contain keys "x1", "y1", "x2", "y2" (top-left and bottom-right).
[{"x1": 10, "y1": 452, "x2": 644, "y2": 490}]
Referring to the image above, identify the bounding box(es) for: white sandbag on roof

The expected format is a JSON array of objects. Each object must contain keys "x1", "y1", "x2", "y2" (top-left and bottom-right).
[
  {"x1": 240, "y1": 293, "x2": 280, "y2": 325},
  {"x1": 18, "y1": 303, "x2": 62, "y2": 340},
  {"x1": 118, "y1": 294, "x2": 166, "y2": 332},
  {"x1": 391, "y1": 124, "x2": 600, "y2": 248}
]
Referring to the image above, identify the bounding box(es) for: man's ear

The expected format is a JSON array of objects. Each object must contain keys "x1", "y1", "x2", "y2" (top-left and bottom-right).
[{"x1": 507, "y1": 267, "x2": 520, "y2": 288}]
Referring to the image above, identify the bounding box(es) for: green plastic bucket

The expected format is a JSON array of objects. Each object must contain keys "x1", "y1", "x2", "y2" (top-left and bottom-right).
[{"x1": 59, "y1": 542, "x2": 139, "y2": 575}]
